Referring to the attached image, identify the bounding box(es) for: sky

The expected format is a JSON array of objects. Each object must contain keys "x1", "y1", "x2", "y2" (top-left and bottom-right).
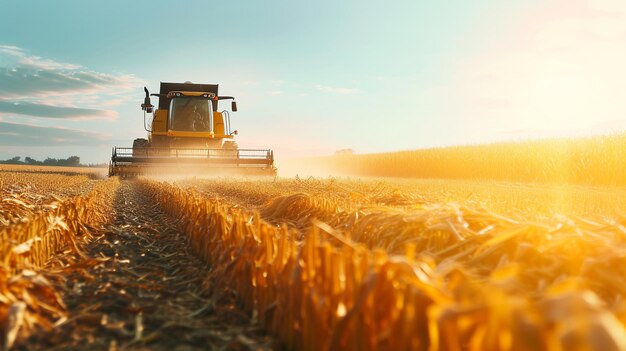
[{"x1": 0, "y1": 0, "x2": 625, "y2": 164}]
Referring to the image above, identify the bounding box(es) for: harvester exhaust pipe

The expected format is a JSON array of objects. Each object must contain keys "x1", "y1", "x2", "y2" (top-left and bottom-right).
[{"x1": 141, "y1": 87, "x2": 153, "y2": 113}]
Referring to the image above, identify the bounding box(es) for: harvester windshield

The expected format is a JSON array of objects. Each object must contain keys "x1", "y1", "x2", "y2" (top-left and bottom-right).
[{"x1": 169, "y1": 97, "x2": 213, "y2": 132}]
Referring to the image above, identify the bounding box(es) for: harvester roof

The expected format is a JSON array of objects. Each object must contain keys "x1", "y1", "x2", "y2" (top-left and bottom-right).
[{"x1": 158, "y1": 82, "x2": 219, "y2": 110}]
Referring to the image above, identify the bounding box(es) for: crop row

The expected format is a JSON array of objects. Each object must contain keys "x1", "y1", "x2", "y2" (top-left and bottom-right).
[
  {"x1": 0, "y1": 177, "x2": 119, "y2": 348},
  {"x1": 143, "y1": 179, "x2": 626, "y2": 351},
  {"x1": 187, "y1": 177, "x2": 626, "y2": 217},
  {"x1": 0, "y1": 166, "x2": 101, "y2": 227},
  {"x1": 200, "y1": 180, "x2": 626, "y2": 308}
]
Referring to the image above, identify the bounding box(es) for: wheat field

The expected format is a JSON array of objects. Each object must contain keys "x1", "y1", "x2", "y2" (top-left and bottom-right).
[
  {"x1": 2, "y1": 135, "x2": 626, "y2": 350},
  {"x1": 284, "y1": 133, "x2": 626, "y2": 186}
]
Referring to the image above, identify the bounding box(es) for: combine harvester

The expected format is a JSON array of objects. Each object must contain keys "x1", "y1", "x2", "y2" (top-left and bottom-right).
[{"x1": 109, "y1": 82, "x2": 276, "y2": 177}]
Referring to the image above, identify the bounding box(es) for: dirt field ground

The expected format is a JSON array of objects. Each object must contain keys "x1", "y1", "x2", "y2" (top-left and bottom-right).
[{"x1": 16, "y1": 181, "x2": 274, "y2": 350}]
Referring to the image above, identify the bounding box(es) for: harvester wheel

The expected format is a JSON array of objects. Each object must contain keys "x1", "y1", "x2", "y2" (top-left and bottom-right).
[
  {"x1": 223, "y1": 141, "x2": 238, "y2": 150},
  {"x1": 132, "y1": 138, "x2": 149, "y2": 157}
]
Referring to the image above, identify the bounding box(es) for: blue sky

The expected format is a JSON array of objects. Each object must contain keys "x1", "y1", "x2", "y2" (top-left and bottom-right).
[{"x1": 1, "y1": 0, "x2": 625, "y2": 164}]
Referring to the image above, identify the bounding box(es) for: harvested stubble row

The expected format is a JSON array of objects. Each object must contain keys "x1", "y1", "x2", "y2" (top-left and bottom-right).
[
  {"x1": 193, "y1": 179, "x2": 626, "y2": 300},
  {"x1": 181, "y1": 177, "x2": 418, "y2": 210},
  {"x1": 221, "y1": 180, "x2": 626, "y2": 338},
  {"x1": 0, "y1": 167, "x2": 101, "y2": 227},
  {"x1": 186, "y1": 177, "x2": 626, "y2": 218},
  {"x1": 0, "y1": 177, "x2": 119, "y2": 349},
  {"x1": 142, "y1": 179, "x2": 626, "y2": 351},
  {"x1": 183, "y1": 178, "x2": 421, "y2": 233}
]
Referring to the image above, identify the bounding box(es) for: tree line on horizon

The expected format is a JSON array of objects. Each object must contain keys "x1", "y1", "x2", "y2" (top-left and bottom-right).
[{"x1": 0, "y1": 156, "x2": 105, "y2": 167}]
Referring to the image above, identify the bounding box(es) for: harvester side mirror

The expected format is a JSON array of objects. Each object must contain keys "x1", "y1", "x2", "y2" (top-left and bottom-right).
[
  {"x1": 233, "y1": 130, "x2": 238, "y2": 135},
  {"x1": 231, "y1": 101, "x2": 237, "y2": 112},
  {"x1": 141, "y1": 86, "x2": 153, "y2": 113}
]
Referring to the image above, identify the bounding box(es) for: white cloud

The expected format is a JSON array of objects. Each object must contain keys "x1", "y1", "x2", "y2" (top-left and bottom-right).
[
  {"x1": 0, "y1": 101, "x2": 117, "y2": 121},
  {"x1": 0, "y1": 45, "x2": 141, "y2": 121},
  {"x1": 0, "y1": 45, "x2": 82, "y2": 71},
  {"x1": 314, "y1": 84, "x2": 357, "y2": 95},
  {"x1": 0, "y1": 121, "x2": 110, "y2": 146}
]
